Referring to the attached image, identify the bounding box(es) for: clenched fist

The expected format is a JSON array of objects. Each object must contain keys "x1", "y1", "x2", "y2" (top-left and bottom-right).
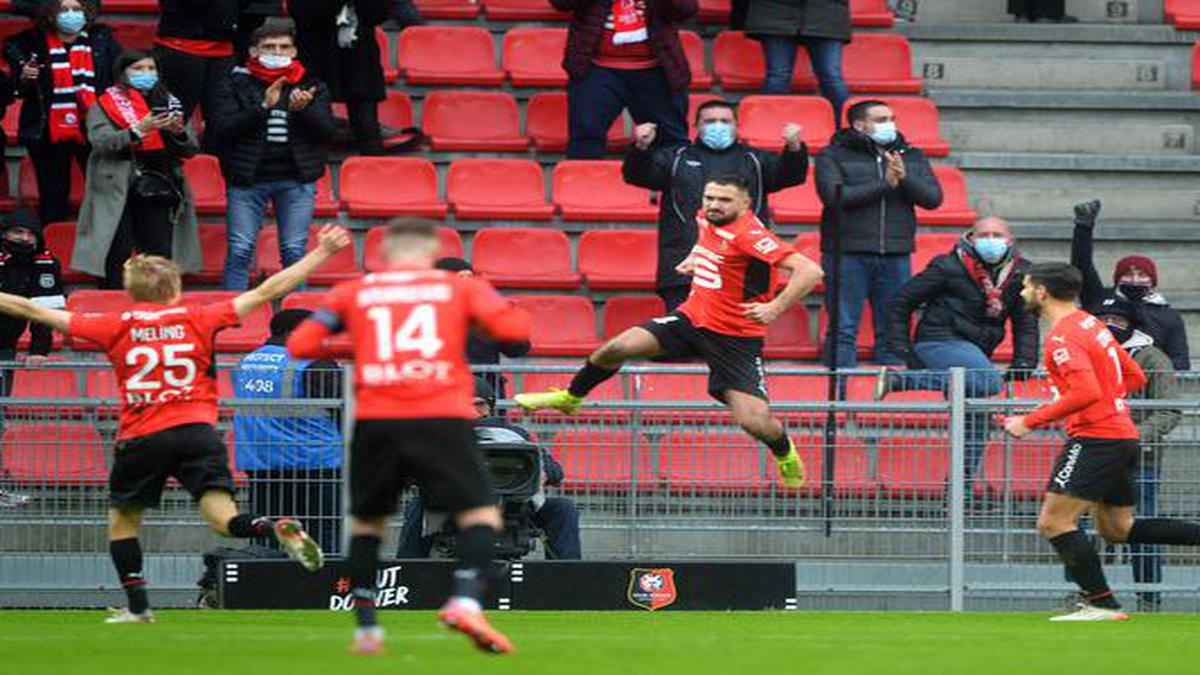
[{"x1": 634, "y1": 122, "x2": 658, "y2": 150}]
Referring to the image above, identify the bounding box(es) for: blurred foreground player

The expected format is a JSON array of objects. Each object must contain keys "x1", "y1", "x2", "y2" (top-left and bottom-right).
[
  {"x1": 288, "y1": 218, "x2": 532, "y2": 656},
  {"x1": 516, "y1": 176, "x2": 824, "y2": 487},
  {"x1": 0, "y1": 225, "x2": 350, "y2": 623},
  {"x1": 1003, "y1": 262, "x2": 1200, "y2": 621}
]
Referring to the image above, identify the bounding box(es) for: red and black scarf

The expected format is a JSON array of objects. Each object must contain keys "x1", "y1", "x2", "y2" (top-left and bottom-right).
[
  {"x1": 45, "y1": 31, "x2": 96, "y2": 144},
  {"x1": 98, "y1": 85, "x2": 164, "y2": 151},
  {"x1": 245, "y1": 55, "x2": 307, "y2": 85},
  {"x1": 957, "y1": 244, "x2": 1019, "y2": 319}
]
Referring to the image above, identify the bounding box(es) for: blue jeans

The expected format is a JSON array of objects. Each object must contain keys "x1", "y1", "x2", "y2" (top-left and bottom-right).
[
  {"x1": 1131, "y1": 461, "x2": 1161, "y2": 605},
  {"x1": 822, "y1": 253, "x2": 911, "y2": 368},
  {"x1": 397, "y1": 496, "x2": 582, "y2": 560},
  {"x1": 759, "y1": 35, "x2": 849, "y2": 122},
  {"x1": 222, "y1": 180, "x2": 317, "y2": 290},
  {"x1": 567, "y1": 65, "x2": 689, "y2": 159}
]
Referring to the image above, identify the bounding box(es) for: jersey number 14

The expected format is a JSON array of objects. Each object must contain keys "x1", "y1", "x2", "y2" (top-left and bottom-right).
[{"x1": 367, "y1": 304, "x2": 444, "y2": 360}]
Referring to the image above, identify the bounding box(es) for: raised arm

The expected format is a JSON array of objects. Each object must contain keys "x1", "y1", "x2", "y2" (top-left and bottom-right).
[
  {"x1": 1070, "y1": 200, "x2": 1105, "y2": 310},
  {"x1": 0, "y1": 292, "x2": 71, "y2": 333},
  {"x1": 232, "y1": 225, "x2": 351, "y2": 319}
]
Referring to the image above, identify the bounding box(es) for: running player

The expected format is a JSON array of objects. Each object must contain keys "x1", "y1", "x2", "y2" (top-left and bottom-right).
[
  {"x1": 0, "y1": 225, "x2": 349, "y2": 623},
  {"x1": 287, "y1": 218, "x2": 531, "y2": 656},
  {"x1": 516, "y1": 175, "x2": 824, "y2": 487},
  {"x1": 1004, "y1": 262, "x2": 1200, "y2": 621}
]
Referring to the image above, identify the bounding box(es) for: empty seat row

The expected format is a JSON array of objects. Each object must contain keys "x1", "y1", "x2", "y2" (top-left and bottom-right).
[
  {"x1": 411, "y1": 0, "x2": 894, "y2": 25},
  {"x1": 1166, "y1": 0, "x2": 1200, "y2": 29}
]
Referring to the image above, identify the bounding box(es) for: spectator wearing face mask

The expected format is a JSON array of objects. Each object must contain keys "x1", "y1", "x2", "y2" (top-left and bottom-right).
[
  {"x1": 815, "y1": 99, "x2": 943, "y2": 367},
  {"x1": 0, "y1": 209, "x2": 65, "y2": 377},
  {"x1": 622, "y1": 99, "x2": 807, "y2": 310},
  {"x1": 1071, "y1": 200, "x2": 1189, "y2": 371}
]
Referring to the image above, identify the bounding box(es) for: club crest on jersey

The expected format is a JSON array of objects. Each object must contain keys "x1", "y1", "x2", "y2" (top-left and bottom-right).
[
  {"x1": 38, "y1": 273, "x2": 55, "y2": 289},
  {"x1": 628, "y1": 568, "x2": 677, "y2": 611},
  {"x1": 1052, "y1": 347, "x2": 1071, "y2": 366}
]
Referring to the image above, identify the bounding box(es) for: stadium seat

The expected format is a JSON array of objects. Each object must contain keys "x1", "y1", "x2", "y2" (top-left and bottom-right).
[
  {"x1": 3, "y1": 100, "x2": 19, "y2": 144},
  {"x1": 339, "y1": 157, "x2": 447, "y2": 218},
  {"x1": 41, "y1": 222, "x2": 91, "y2": 283},
  {"x1": 510, "y1": 295, "x2": 599, "y2": 356},
  {"x1": 0, "y1": 18, "x2": 28, "y2": 49},
  {"x1": 699, "y1": 0, "x2": 894, "y2": 26},
  {"x1": 108, "y1": 20, "x2": 156, "y2": 50},
  {"x1": 513, "y1": 368, "x2": 628, "y2": 421},
  {"x1": 422, "y1": 91, "x2": 528, "y2": 151},
  {"x1": 472, "y1": 228, "x2": 581, "y2": 289},
  {"x1": 602, "y1": 295, "x2": 665, "y2": 338},
  {"x1": 396, "y1": 26, "x2": 503, "y2": 85},
  {"x1": 256, "y1": 226, "x2": 361, "y2": 285},
  {"x1": 526, "y1": 91, "x2": 630, "y2": 152},
  {"x1": 414, "y1": 0, "x2": 480, "y2": 18},
  {"x1": 876, "y1": 436, "x2": 950, "y2": 498},
  {"x1": 185, "y1": 223, "x2": 230, "y2": 285},
  {"x1": 1, "y1": 424, "x2": 107, "y2": 485},
  {"x1": 181, "y1": 291, "x2": 271, "y2": 352},
  {"x1": 696, "y1": 0, "x2": 730, "y2": 22},
  {"x1": 843, "y1": 97, "x2": 949, "y2": 157},
  {"x1": 6, "y1": 365, "x2": 79, "y2": 418},
  {"x1": 1193, "y1": 43, "x2": 1200, "y2": 89},
  {"x1": 485, "y1": 0, "x2": 571, "y2": 19},
  {"x1": 715, "y1": 32, "x2": 921, "y2": 93},
  {"x1": 363, "y1": 226, "x2": 463, "y2": 271},
  {"x1": 376, "y1": 27, "x2": 398, "y2": 83},
  {"x1": 502, "y1": 27, "x2": 569, "y2": 87},
  {"x1": 680, "y1": 31, "x2": 714, "y2": 90},
  {"x1": 916, "y1": 167, "x2": 977, "y2": 226},
  {"x1": 764, "y1": 304, "x2": 819, "y2": 360},
  {"x1": 817, "y1": 305, "x2": 875, "y2": 361},
  {"x1": 977, "y1": 438, "x2": 1058, "y2": 500},
  {"x1": 846, "y1": 375, "x2": 948, "y2": 429},
  {"x1": 280, "y1": 292, "x2": 354, "y2": 356},
  {"x1": 313, "y1": 168, "x2": 339, "y2": 217},
  {"x1": 447, "y1": 159, "x2": 553, "y2": 220},
  {"x1": 770, "y1": 168, "x2": 821, "y2": 224},
  {"x1": 333, "y1": 91, "x2": 413, "y2": 130},
  {"x1": 578, "y1": 230, "x2": 657, "y2": 290},
  {"x1": 552, "y1": 160, "x2": 657, "y2": 221},
  {"x1": 913, "y1": 233, "x2": 962, "y2": 274},
  {"x1": 635, "y1": 371, "x2": 727, "y2": 424},
  {"x1": 104, "y1": 0, "x2": 158, "y2": 11},
  {"x1": 737, "y1": 96, "x2": 835, "y2": 152},
  {"x1": 712, "y1": 31, "x2": 775, "y2": 90},
  {"x1": 181, "y1": 154, "x2": 227, "y2": 216},
  {"x1": 1167, "y1": 0, "x2": 1200, "y2": 29},
  {"x1": 552, "y1": 429, "x2": 653, "y2": 491},
  {"x1": 660, "y1": 431, "x2": 764, "y2": 492},
  {"x1": 767, "y1": 373, "x2": 847, "y2": 427},
  {"x1": 18, "y1": 155, "x2": 84, "y2": 207},
  {"x1": 784, "y1": 435, "x2": 874, "y2": 495},
  {"x1": 992, "y1": 327, "x2": 1015, "y2": 362}
]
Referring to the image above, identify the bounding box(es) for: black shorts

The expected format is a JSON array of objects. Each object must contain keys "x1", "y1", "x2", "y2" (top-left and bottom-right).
[
  {"x1": 640, "y1": 311, "x2": 768, "y2": 402},
  {"x1": 350, "y1": 418, "x2": 495, "y2": 518},
  {"x1": 109, "y1": 423, "x2": 235, "y2": 509},
  {"x1": 1045, "y1": 437, "x2": 1140, "y2": 507}
]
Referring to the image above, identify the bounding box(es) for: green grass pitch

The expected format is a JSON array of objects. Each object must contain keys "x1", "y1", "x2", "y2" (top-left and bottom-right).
[{"x1": 4, "y1": 610, "x2": 1200, "y2": 675}]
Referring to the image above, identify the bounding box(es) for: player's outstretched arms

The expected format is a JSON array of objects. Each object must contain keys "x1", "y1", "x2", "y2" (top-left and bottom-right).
[
  {"x1": 0, "y1": 291, "x2": 71, "y2": 333},
  {"x1": 742, "y1": 253, "x2": 824, "y2": 325},
  {"x1": 232, "y1": 225, "x2": 351, "y2": 319}
]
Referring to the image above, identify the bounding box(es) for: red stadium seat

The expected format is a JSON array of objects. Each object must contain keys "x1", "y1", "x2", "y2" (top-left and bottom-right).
[
  {"x1": 680, "y1": 31, "x2": 714, "y2": 90},
  {"x1": 660, "y1": 431, "x2": 764, "y2": 492},
  {"x1": 182, "y1": 154, "x2": 227, "y2": 216},
  {"x1": 0, "y1": 19, "x2": 28, "y2": 52},
  {"x1": 847, "y1": 375, "x2": 948, "y2": 429},
  {"x1": 396, "y1": 26, "x2": 503, "y2": 85},
  {"x1": 485, "y1": 0, "x2": 570, "y2": 20},
  {"x1": 916, "y1": 167, "x2": 976, "y2": 226},
  {"x1": 313, "y1": 168, "x2": 339, "y2": 217},
  {"x1": 578, "y1": 230, "x2": 657, "y2": 290},
  {"x1": 422, "y1": 91, "x2": 527, "y2": 152},
  {"x1": 977, "y1": 438, "x2": 1058, "y2": 499},
  {"x1": 333, "y1": 91, "x2": 413, "y2": 130},
  {"x1": 817, "y1": 305, "x2": 875, "y2": 361},
  {"x1": 737, "y1": 96, "x2": 835, "y2": 152},
  {"x1": 502, "y1": 27, "x2": 569, "y2": 87},
  {"x1": 472, "y1": 228, "x2": 581, "y2": 289},
  {"x1": 697, "y1": 0, "x2": 730, "y2": 22},
  {"x1": 843, "y1": 97, "x2": 949, "y2": 157},
  {"x1": 1167, "y1": 0, "x2": 1200, "y2": 29},
  {"x1": 602, "y1": 296, "x2": 665, "y2": 338},
  {"x1": 700, "y1": 0, "x2": 894, "y2": 26},
  {"x1": 552, "y1": 160, "x2": 656, "y2": 221},
  {"x1": 108, "y1": 20, "x2": 156, "y2": 50},
  {"x1": 635, "y1": 371, "x2": 724, "y2": 424},
  {"x1": 66, "y1": 291, "x2": 131, "y2": 350},
  {"x1": 447, "y1": 159, "x2": 553, "y2": 220},
  {"x1": 104, "y1": 0, "x2": 158, "y2": 11},
  {"x1": 764, "y1": 304, "x2": 819, "y2": 360},
  {"x1": 280, "y1": 292, "x2": 354, "y2": 356},
  {"x1": 913, "y1": 233, "x2": 961, "y2": 274},
  {"x1": 992, "y1": 327, "x2": 1015, "y2": 362},
  {"x1": 844, "y1": 34, "x2": 922, "y2": 93},
  {"x1": 185, "y1": 224, "x2": 230, "y2": 285},
  {"x1": 414, "y1": 0, "x2": 480, "y2": 18},
  {"x1": 767, "y1": 372, "x2": 847, "y2": 427},
  {"x1": 3, "y1": 100, "x2": 19, "y2": 144},
  {"x1": 782, "y1": 435, "x2": 874, "y2": 495},
  {"x1": 1, "y1": 424, "x2": 107, "y2": 485},
  {"x1": 876, "y1": 436, "x2": 950, "y2": 498},
  {"x1": 712, "y1": 31, "x2": 774, "y2": 91},
  {"x1": 513, "y1": 367, "x2": 628, "y2": 421},
  {"x1": 526, "y1": 92, "x2": 630, "y2": 152},
  {"x1": 181, "y1": 291, "x2": 271, "y2": 352},
  {"x1": 363, "y1": 226, "x2": 463, "y2": 271},
  {"x1": 770, "y1": 168, "x2": 821, "y2": 224},
  {"x1": 511, "y1": 295, "x2": 598, "y2": 356},
  {"x1": 19, "y1": 155, "x2": 84, "y2": 207},
  {"x1": 552, "y1": 429, "x2": 653, "y2": 490},
  {"x1": 339, "y1": 157, "x2": 447, "y2": 218},
  {"x1": 7, "y1": 365, "x2": 78, "y2": 417},
  {"x1": 1194, "y1": 43, "x2": 1200, "y2": 89},
  {"x1": 376, "y1": 27, "x2": 398, "y2": 84},
  {"x1": 41, "y1": 221, "x2": 91, "y2": 283},
  {"x1": 256, "y1": 226, "x2": 361, "y2": 285}
]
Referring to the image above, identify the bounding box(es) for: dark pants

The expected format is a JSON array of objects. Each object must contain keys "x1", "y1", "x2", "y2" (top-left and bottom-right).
[
  {"x1": 345, "y1": 97, "x2": 384, "y2": 155},
  {"x1": 154, "y1": 47, "x2": 235, "y2": 151},
  {"x1": 1008, "y1": 0, "x2": 1065, "y2": 20},
  {"x1": 100, "y1": 191, "x2": 176, "y2": 289},
  {"x1": 658, "y1": 285, "x2": 690, "y2": 313},
  {"x1": 822, "y1": 252, "x2": 911, "y2": 367},
  {"x1": 566, "y1": 66, "x2": 688, "y2": 159},
  {"x1": 244, "y1": 468, "x2": 343, "y2": 555},
  {"x1": 759, "y1": 36, "x2": 849, "y2": 122},
  {"x1": 27, "y1": 140, "x2": 89, "y2": 225},
  {"x1": 398, "y1": 496, "x2": 582, "y2": 560},
  {"x1": 1132, "y1": 460, "x2": 1162, "y2": 606}
]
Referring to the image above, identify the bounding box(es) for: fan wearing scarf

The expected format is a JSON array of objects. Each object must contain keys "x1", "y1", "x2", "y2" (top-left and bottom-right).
[
  {"x1": 877, "y1": 217, "x2": 1040, "y2": 494},
  {"x1": 72, "y1": 49, "x2": 203, "y2": 290},
  {"x1": 3, "y1": 0, "x2": 121, "y2": 225}
]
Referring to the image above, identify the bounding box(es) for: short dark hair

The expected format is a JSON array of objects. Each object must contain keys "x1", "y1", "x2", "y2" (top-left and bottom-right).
[
  {"x1": 846, "y1": 99, "x2": 888, "y2": 125},
  {"x1": 250, "y1": 20, "x2": 297, "y2": 48},
  {"x1": 705, "y1": 174, "x2": 751, "y2": 194},
  {"x1": 35, "y1": 0, "x2": 98, "y2": 34},
  {"x1": 694, "y1": 99, "x2": 736, "y2": 124},
  {"x1": 1026, "y1": 262, "x2": 1083, "y2": 302}
]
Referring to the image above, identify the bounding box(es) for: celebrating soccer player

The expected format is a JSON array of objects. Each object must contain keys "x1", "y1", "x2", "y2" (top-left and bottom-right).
[
  {"x1": 1004, "y1": 262, "x2": 1200, "y2": 621},
  {"x1": 0, "y1": 224, "x2": 350, "y2": 623},
  {"x1": 515, "y1": 175, "x2": 824, "y2": 488},
  {"x1": 287, "y1": 218, "x2": 531, "y2": 656}
]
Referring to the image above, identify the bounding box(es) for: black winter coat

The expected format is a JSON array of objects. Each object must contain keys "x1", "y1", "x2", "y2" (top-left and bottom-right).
[
  {"x1": 887, "y1": 239, "x2": 1039, "y2": 370},
  {"x1": 744, "y1": 0, "x2": 852, "y2": 42},
  {"x1": 815, "y1": 129, "x2": 943, "y2": 255},
  {"x1": 3, "y1": 25, "x2": 122, "y2": 146},
  {"x1": 623, "y1": 141, "x2": 808, "y2": 290},
  {"x1": 0, "y1": 217, "x2": 65, "y2": 356},
  {"x1": 157, "y1": 0, "x2": 249, "y2": 43},
  {"x1": 290, "y1": 0, "x2": 389, "y2": 102},
  {"x1": 206, "y1": 68, "x2": 335, "y2": 188}
]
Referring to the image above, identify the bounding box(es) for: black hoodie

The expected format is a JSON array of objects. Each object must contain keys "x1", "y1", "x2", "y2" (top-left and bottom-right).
[{"x1": 0, "y1": 210, "x2": 65, "y2": 356}]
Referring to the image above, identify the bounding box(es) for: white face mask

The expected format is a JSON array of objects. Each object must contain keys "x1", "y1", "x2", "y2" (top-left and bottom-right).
[
  {"x1": 869, "y1": 121, "x2": 897, "y2": 145},
  {"x1": 258, "y1": 54, "x2": 293, "y2": 69}
]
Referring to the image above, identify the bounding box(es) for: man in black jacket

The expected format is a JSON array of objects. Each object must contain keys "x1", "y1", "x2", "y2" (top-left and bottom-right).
[
  {"x1": 876, "y1": 218, "x2": 1037, "y2": 488},
  {"x1": 815, "y1": 99, "x2": 943, "y2": 367},
  {"x1": 208, "y1": 22, "x2": 335, "y2": 291},
  {"x1": 1071, "y1": 199, "x2": 1189, "y2": 371},
  {"x1": 623, "y1": 99, "x2": 808, "y2": 310}
]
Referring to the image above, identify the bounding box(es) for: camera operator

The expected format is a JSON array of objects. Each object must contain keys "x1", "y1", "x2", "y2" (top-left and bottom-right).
[{"x1": 397, "y1": 377, "x2": 581, "y2": 560}]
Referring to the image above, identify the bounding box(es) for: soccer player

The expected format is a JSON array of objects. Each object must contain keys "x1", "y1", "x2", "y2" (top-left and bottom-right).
[
  {"x1": 1004, "y1": 262, "x2": 1200, "y2": 621},
  {"x1": 515, "y1": 175, "x2": 824, "y2": 487},
  {"x1": 287, "y1": 218, "x2": 532, "y2": 656},
  {"x1": 0, "y1": 225, "x2": 350, "y2": 623}
]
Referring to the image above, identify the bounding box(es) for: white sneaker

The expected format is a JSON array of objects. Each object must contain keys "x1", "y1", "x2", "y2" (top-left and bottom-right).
[
  {"x1": 1049, "y1": 603, "x2": 1131, "y2": 622},
  {"x1": 104, "y1": 607, "x2": 155, "y2": 624},
  {"x1": 274, "y1": 518, "x2": 325, "y2": 572},
  {"x1": 349, "y1": 626, "x2": 385, "y2": 656}
]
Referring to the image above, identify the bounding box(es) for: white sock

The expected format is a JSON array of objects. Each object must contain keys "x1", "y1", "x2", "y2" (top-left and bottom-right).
[{"x1": 448, "y1": 596, "x2": 482, "y2": 613}]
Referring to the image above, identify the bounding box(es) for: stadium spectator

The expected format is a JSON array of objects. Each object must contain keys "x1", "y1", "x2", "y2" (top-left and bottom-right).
[
  {"x1": 1008, "y1": 0, "x2": 1076, "y2": 22},
  {"x1": 815, "y1": 99, "x2": 943, "y2": 367},
  {"x1": 398, "y1": 377, "x2": 581, "y2": 560},
  {"x1": 233, "y1": 309, "x2": 344, "y2": 554},
  {"x1": 153, "y1": 0, "x2": 248, "y2": 132},
  {"x1": 622, "y1": 100, "x2": 807, "y2": 311},
  {"x1": 208, "y1": 23, "x2": 335, "y2": 291},
  {"x1": 0, "y1": 210, "x2": 64, "y2": 382},
  {"x1": 3, "y1": 0, "x2": 121, "y2": 225},
  {"x1": 388, "y1": 0, "x2": 424, "y2": 28},
  {"x1": 74, "y1": 50, "x2": 203, "y2": 289},
  {"x1": 743, "y1": 0, "x2": 850, "y2": 121},
  {"x1": 291, "y1": 0, "x2": 389, "y2": 155},
  {"x1": 876, "y1": 217, "x2": 1038, "y2": 494},
  {"x1": 1071, "y1": 200, "x2": 1189, "y2": 371},
  {"x1": 235, "y1": 2, "x2": 286, "y2": 62},
  {"x1": 555, "y1": 0, "x2": 695, "y2": 159}
]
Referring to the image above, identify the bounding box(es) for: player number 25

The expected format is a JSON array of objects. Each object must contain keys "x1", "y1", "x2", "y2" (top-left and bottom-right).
[
  {"x1": 126, "y1": 344, "x2": 198, "y2": 391},
  {"x1": 366, "y1": 304, "x2": 444, "y2": 360}
]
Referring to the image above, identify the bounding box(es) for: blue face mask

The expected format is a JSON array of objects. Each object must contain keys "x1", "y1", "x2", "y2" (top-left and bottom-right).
[
  {"x1": 700, "y1": 121, "x2": 735, "y2": 151},
  {"x1": 128, "y1": 72, "x2": 158, "y2": 92},
  {"x1": 869, "y1": 121, "x2": 897, "y2": 146},
  {"x1": 56, "y1": 9, "x2": 87, "y2": 34},
  {"x1": 974, "y1": 237, "x2": 1010, "y2": 264}
]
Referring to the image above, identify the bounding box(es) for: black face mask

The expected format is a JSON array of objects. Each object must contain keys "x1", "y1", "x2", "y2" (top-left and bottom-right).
[
  {"x1": 1106, "y1": 323, "x2": 1134, "y2": 346},
  {"x1": 0, "y1": 237, "x2": 36, "y2": 259},
  {"x1": 1118, "y1": 284, "x2": 1151, "y2": 303}
]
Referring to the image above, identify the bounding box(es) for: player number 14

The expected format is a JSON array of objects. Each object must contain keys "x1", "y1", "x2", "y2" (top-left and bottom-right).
[{"x1": 367, "y1": 304, "x2": 444, "y2": 360}]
